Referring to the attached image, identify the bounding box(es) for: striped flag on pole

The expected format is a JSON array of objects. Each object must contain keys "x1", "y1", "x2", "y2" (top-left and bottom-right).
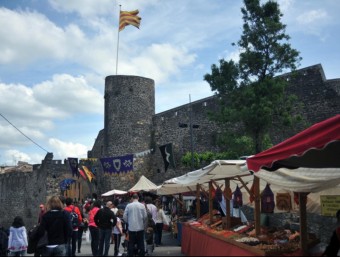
[
  {"x1": 82, "y1": 165, "x2": 95, "y2": 182},
  {"x1": 119, "y1": 9, "x2": 141, "y2": 31}
]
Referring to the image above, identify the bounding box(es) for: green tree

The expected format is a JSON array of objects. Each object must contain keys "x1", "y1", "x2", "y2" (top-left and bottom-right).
[{"x1": 204, "y1": 0, "x2": 302, "y2": 154}]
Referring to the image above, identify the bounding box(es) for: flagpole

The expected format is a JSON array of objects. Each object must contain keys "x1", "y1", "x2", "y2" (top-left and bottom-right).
[{"x1": 116, "y1": 5, "x2": 121, "y2": 75}]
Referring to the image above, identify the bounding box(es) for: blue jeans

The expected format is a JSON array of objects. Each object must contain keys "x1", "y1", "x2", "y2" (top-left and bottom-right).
[
  {"x1": 9, "y1": 250, "x2": 26, "y2": 256},
  {"x1": 42, "y1": 244, "x2": 67, "y2": 256},
  {"x1": 98, "y1": 228, "x2": 112, "y2": 256},
  {"x1": 128, "y1": 230, "x2": 145, "y2": 256},
  {"x1": 89, "y1": 226, "x2": 100, "y2": 256}
]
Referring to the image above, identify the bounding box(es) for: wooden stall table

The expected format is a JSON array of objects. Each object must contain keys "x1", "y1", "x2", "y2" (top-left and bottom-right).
[
  {"x1": 181, "y1": 223, "x2": 317, "y2": 256},
  {"x1": 182, "y1": 223, "x2": 260, "y2": 256}
]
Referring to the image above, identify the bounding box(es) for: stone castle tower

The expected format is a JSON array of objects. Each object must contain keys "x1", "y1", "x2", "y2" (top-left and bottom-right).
[
  {"x1": 89, "y1": 75, "x2": 157, "y2": 191},
  {"x1": 103, "y1": 75, "x2": 155, "y2": 156}
]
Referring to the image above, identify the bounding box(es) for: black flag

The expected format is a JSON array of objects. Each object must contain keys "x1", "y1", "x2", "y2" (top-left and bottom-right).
[
  {"x1": 159, "y1": 143, "x2": 175, "y2": 172},
  {"x1": 68, "y1": 157, "x2": 79, "y2": 177}
]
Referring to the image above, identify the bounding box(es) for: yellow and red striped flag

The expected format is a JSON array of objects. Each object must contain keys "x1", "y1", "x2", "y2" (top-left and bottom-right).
[
  {"x1": 119, "y1": 9, "x2": 141, "y2": 31},
  {"x1": 82, "y1": 165, "x2": 95, "y2": 182}
]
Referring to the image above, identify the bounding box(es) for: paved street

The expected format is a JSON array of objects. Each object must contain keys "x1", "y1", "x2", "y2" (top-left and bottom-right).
[{"x1": 28, "y1": 230, "x2": 184, "y2": 256}]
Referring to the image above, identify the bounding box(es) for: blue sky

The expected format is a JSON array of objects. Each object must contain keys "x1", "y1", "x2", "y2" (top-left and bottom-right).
[{"x1": 0, "y1": 0, "x2": 339, "y2": 165}]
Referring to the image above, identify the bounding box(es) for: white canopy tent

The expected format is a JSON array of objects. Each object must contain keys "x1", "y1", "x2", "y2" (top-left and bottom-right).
[
  {"x1": 129, "y1": 175, "x2": 159, "y2": 192},
  {"x1": 101, "y1": 189, "x2": 127, "y2": 197},
  {"x1": 157, "y1": 160, "x2": 249, "y2": 195}
]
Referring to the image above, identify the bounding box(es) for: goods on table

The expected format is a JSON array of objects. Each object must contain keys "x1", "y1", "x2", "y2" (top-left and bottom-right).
[{"x1": 187, "y1": 216, "x2": 318, "y2": 256}]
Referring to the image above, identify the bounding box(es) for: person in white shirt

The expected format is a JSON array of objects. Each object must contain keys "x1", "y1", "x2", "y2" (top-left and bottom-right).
[
  {"x1": 145, "y1": 197, "x2": 157, "y2": 224},
  {"x1": 112, "y1": 209, "x2": 124, "y2": 256},
  {"x1": 109, "y1": 200, "x2": 118, "y2": 244},
  {"x1": 154, "y1": 202, "x2": 169, "y2": 247},
  {"x1": 8, "y1": 216, "x2": 28, "y2": 256},
  {"x1": 123, "y1": 194, "x2": 147, "y2": 256}
]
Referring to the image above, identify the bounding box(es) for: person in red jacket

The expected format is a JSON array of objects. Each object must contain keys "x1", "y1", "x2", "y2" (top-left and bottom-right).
[{"x1": 64, "y1": 198, "x2": 82, "y2": 257}]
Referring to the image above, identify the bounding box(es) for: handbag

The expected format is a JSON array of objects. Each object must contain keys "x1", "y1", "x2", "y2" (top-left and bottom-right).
[
  {"x1": 27, "y1": 225, "x2": 48, "y2": 254},
  {"x1": 37, "y1": 230, "x2": 48, "y2": 249}
]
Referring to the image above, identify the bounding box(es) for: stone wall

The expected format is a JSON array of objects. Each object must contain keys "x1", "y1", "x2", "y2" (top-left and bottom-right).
[{"x1": 0, "y1": 63, "x2": 339, "y2": 240}]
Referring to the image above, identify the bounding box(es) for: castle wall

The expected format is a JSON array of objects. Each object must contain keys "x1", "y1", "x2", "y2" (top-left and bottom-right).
[{"x1": 1, "y1": 64, "x2": 338, "y2": 241}]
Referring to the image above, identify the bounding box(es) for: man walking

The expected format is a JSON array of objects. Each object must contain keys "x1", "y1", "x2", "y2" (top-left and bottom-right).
[
  {"x1": 123, "y1": 194, "x2": 148, "y2": 256},
  {"x1": 64, "y1": 198, "x2": 82, "y2": 256},
  {"x1": 94, "y1": 201, "x2": 117, "y2": 256}
]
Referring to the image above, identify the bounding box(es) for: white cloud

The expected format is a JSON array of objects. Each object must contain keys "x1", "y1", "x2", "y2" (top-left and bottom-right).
[
  {"x1": 1, "y1": 149, "x2": 43, "y2": 166},
  {"x1": 48, "y1": 138, "x2": 88, "y2": 159},
  {"x1": 34, "y1": 74, "x2": 104, "y2": 115},
  {"x1": 277, "y1": 0, "x2": 294, "y2": 13},
  {"x1": 0, "y1": 8, "x2": 68, "y2": 65},
  {"x1": 0, "y1": 82, "x2": 62, "y2": 126},
  {"x1": 119, "y1": 43, "x2": 196, "y2": 84},
  {"x1": 0, "y1": 124, "x2": 45, "y2": 148},
  {"x1": 296, "y1": 9, "x2": 328, "y2": 25}
]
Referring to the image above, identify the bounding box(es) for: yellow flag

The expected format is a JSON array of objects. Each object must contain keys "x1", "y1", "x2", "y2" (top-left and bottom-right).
[{"x1": 82, "y1": 165, "x2": 95, "y2": 182}]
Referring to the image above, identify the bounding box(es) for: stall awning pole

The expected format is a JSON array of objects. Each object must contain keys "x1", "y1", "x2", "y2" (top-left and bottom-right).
[
  {"x1": 225, "y1": 178, "x2": 231, "y2": 229},
  {"x1": 196, "y1": 184, "x2": 200, "y2": 219},
  {"x1": 254, "y1": 176, "x2": 261, "y2": 236},
  {"x1": 299, "y1": 193, "x2": 308, "y2": 254},
  {"x1": 209, "y1": 181, "x2": 213, "y2": 225}
]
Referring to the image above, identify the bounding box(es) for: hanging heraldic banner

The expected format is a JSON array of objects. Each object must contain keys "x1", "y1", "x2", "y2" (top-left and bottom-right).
[{"x1": 100, "y1": 154, "x2": 134, "y2": 174}]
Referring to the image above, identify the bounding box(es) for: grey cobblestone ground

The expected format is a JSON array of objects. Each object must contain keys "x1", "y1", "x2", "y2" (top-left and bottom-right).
[{"x1": 28, "y1": 230, "x2": 184, "y2": 256}]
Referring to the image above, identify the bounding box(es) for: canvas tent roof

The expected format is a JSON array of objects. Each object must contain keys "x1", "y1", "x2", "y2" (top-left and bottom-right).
[
  {"x1": 247, "y1": 115, "x2": 340, "y2": 172},
  {"x1": 128, "y1": 175, "x2": 158, "y2": 192},
  {"x1": 244, "y1": 115, "x2": 340, "y2": 193},
  {"x1": 157, "y1": 160, "x2": 250, "y2": 195},
  {"x1": 101, "y1": 189, "x2": 127, "y2": 196}
]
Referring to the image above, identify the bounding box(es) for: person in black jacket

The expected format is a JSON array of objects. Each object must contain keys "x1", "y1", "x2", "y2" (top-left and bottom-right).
[
  {"x1": 35, "y1": 196, "x2": 73, "y2": 256},
  {"x1": 94, "y1": 201, "x2": 117, "y2": 256}
]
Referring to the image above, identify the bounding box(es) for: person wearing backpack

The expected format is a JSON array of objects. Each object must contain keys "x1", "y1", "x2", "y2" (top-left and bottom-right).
[{"x1": 64, "y1": 198, "x2": 82, "y2": 256}]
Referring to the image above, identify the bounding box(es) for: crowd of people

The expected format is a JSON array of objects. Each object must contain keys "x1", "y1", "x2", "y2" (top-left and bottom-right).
[{"x1": 0, "y1": 192, "x2": 171, "y2": 257}]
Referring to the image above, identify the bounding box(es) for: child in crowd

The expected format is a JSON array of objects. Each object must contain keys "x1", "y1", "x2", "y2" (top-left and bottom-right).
[{"x1": 8, "y1": 216, "x2": 28, "y2": 256}]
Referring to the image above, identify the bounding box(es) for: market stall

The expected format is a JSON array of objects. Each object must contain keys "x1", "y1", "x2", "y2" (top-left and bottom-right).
[
  {"x1": 246, "y1": 114, "x2": 340, "y2": 254},
  {"x1": 157, "y1": 160, "x2": 260, "y2": 250},
  {"x1": 128, "y1": 175, "x2": 159, "y2": 192},
  {"x1": 157, "y1": 142, "x2": 338, "y2": 257},
  {"x1": 101, "y1": 189, "x2": 127, "y2": 196}
]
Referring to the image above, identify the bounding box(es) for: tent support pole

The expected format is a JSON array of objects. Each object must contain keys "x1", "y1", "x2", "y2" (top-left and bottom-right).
[
  {"x1": 254, "y1": 176, "x2": 261, "y2": 236},
  {"x1": 196, "y1": 184, "x2": 200, "y2": 219},
  {"x1": 209, "y1": 181, "x2": 213, "y2": 225},
  {"x1": 299, "y1": 192, "x2": 308, "y2": 254},
  {"x1": 225, "y1": 178, "x2": 231, "y2": 229},
  {"x1": 236, "y1": 176, "x2": 252, "y2": 196}
]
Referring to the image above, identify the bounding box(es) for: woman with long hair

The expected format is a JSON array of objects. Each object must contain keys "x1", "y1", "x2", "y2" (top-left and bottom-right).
[
  {"x1": 8, "y1": 216, "x2": 28, "y2": 256},
  {"x1": 35, "y1": 196, "x2": 73, "y2": 256}
]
